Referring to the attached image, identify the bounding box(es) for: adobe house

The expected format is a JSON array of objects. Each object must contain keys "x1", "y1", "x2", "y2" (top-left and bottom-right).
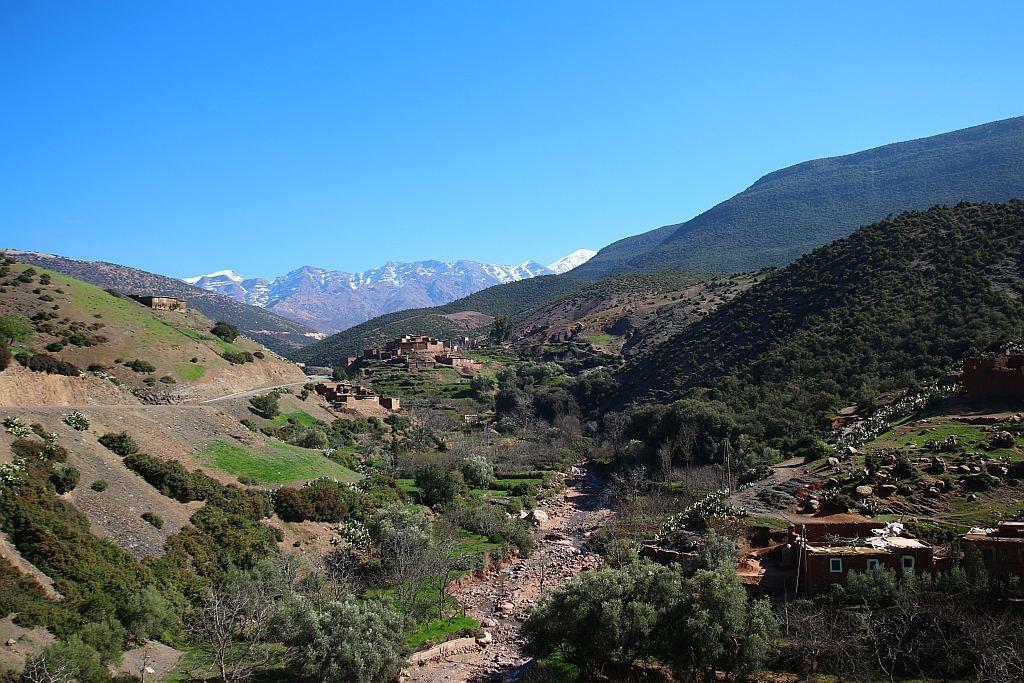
[
  {"x1": 962, "y1": 352, "x2": 1024, "y2": 400},
  {"x1": 789, "y1": 518, "x2": 934, "y2": 594},
  {"x1": 314, "y1": 382, "x2": 400, "y2": 412},
  {"x1": 360, "y1": 335, "x2": 452, "y2": 363},
  {"x1": 129, "y1": 295, "x2": 187, "y2": 312},
  {"x1": 435, "y1": 353, "x2": 483, "y2": 372},
  {"x1": 962, "y1": 521, "x2": 1024, "y2": 580}
]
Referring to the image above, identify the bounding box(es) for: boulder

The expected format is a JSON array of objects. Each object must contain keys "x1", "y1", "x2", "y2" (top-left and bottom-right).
[
  {"x1": 929, "y1": 457, "x2": 946, "y2": 474},
  {"x1": 497, "y1": 602, "x2": 515, "y2": 614},
  {"x1": 476, "y1": 631, "x2": 493, "y2": 646},
  {"x1": 991, "y1": 431, "x2": 1015, "y2": 449},
  {"x1": 526, "y1": 509, "x2": 549, "y2": 526},
  {"x1": 827, "y1": 457, "x2": 840, "y2": 468},
  {"x1": 481, "y1": 617, "x2": 498, "y2": 628},
  {"x1": 854, "y1": 485, "x2": 874, "y2": 498}
]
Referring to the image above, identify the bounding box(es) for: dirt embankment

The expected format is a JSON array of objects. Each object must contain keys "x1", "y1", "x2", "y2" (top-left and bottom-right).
[{"x1": 0, "y1": 366, "x2": 139, "y2": 408}]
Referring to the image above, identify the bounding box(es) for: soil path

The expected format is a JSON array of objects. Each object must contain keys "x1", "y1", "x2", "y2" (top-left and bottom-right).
[
  {"x1": 406, "y1": 466, "x2": 611, "y2": 682},
  {"x1": 728, "y1": 456, "x2": 814, "y2": 521}
]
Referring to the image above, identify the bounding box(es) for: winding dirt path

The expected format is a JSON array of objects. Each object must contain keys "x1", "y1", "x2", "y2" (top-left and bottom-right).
[{"x1": 406, "y1": 467, "x2": 611, "y2": 682}]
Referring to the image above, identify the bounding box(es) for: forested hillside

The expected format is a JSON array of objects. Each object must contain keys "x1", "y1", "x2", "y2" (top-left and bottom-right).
[
  {"x1": 620, "y1": 201, "x2": 1024, "y2": 449},
  {"x1": 574, "y1": 116, "x2": 1024, "y2": 278},
  {"x1": 7, "y1": 251, "x2": 318, "y2": 354},
  {"x1": 292, "y1": 274, "x2": 588, "y2": 364}
]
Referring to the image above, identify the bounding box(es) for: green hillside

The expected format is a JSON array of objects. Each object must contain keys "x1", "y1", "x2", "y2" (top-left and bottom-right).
[
  {"x1": 292, "y1": 274, "x2": 587, "y2": 364},
  {"x1": 620, "y1": 201, "x2": 1024, "y2": 449},
  {"x1": 575, "y1": 115, "x2": 1024, "y2": 278},
  {"x1": 8, "y1": 251, "x2": 317, "y2": 354}
]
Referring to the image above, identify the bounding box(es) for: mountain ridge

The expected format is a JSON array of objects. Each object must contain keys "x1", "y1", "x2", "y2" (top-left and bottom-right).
[{"x1": 184, "y1": 250, "x2": 595, "y2": 333}]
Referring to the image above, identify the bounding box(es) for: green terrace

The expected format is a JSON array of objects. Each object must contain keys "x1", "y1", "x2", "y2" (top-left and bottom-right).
[{"x1": 197, "y1": 440, "x2": 360, "y2": 484}]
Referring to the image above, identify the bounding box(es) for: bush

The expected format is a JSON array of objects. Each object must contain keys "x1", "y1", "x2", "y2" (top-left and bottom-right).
[
  {"x1": 62, "y1": 410, "x2": 89, "y2": 431},
  {"x1": 50, "y1": 466, "x2": 80, "y2": 494},
  {"x1": 0, "y1": 313, "x2": 33, "y2": 345},
  {"x1": 415, "y1": 463, "x2": 466, "y2": 507},
  {"x1": 141, "y1": 512, "x2": 163, "y2": 529},
  {"x1": 286, "y1": 599, "x2": 412, "y2": 683},
  {"x1": 126, "y1": 359, "x2": 156, "y2": 373},
  {"x1": 98, "y1": 431, "x2": 139, "y2": 456},
  {"x1": 0, "y1": 342, "x2": 10, "y2": 371},
  {"x1": 253, "y1": 350, "x2": 265, "y2": 359},
  {"x1": 275, "y1": 480, "x2": 351, "y2": 522},
  {"x1": 90, "y1": 480, "x2": 108, "y2": 492},
  {"x1": 27, "y1": 353, "x2": 80, "y2": 376},
  {"x1": 249, "y1": 393, "x2": 280, "y2": 419},
  {"x1": 460, "y1": 455, "x2": 494, "y2": 488},
  {"x1": 210, "y1": 321, "x2": 239, "y2": 343},
  {"x1": 222, "y1": 350, "x2": 255, "y2": 364}
]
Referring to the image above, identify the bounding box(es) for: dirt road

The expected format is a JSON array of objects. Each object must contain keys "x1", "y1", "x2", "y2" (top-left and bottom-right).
[{"x1": 406, "y1": 467, "x2": 611, "y2": 682}]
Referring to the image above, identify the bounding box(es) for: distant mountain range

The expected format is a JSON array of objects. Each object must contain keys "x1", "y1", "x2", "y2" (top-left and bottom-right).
[{"x1": 183, "y1": 249, "x2": 596, "y2": 333}]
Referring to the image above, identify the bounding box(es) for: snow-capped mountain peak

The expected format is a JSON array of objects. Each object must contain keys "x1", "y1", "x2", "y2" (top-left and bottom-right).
[
  {"x1": 547, "y1": 248, "x2": 597, "y2": 274},
  {"x1": 182, "y1": 250, "x2": 595, "y2": 333},
  {"x1": 183, "y1": 269, "x2": 246, "y2": 284}
]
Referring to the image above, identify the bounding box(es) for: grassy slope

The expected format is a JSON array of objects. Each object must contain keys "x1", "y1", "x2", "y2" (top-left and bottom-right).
[
  {"x1": 8, "y1": 251, "x2": 317, "y2": 354},
  {"x1": 622, "y1": 201, "x2": 1024, "y2": 446},
  {"x1": 575, "y1": 115, "x2": 1024, "y2": 278},
  {"x1": 196, "y1": 440, "x2": 360, "y2": 484},
  {"x1": 2, "y1": 263, "x2": 293, "y2": 393}
]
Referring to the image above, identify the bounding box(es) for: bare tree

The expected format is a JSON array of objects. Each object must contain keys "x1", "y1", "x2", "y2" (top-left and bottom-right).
[
  {"x1": 20, "y1": 653, "x2": 76, "y2": 683},
  {"x1": 187, "y1": 567, "x2": 285, "y2": 682}
]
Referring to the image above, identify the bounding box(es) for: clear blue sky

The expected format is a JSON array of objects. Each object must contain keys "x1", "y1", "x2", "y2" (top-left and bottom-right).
[{"x1": 2, "y1": 2, "x2": 1022, "y2": 279}]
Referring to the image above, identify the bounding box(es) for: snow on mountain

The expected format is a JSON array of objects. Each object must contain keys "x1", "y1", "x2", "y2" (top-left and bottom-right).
[
  {"x1": 547, "y1": 248, "x2": 596, "y2": 274},
  {"x1": 183, "y1": 251, "x2": 590, "y2": 333}
]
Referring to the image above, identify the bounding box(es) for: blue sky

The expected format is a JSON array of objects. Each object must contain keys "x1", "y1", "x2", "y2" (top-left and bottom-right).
[{"x1": 2, "y1": 2, "x2": 1022, "y2": 279}]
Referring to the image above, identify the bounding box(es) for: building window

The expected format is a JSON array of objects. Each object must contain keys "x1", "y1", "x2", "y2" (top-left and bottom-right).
[
  {"x1": 829, "y1": 558, "x2": 843, "y2": 573},
  {"x1": 901, "y1": 555, "x2": 915, "y2": 571},
  {"x1": 867, "y1": 558, "x2": 880, "y2": 571}
]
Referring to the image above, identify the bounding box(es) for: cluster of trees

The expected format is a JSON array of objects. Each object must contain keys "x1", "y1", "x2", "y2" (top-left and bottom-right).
[{"x1": 523, "y1": 535, "x2": 776, "y2": 680}]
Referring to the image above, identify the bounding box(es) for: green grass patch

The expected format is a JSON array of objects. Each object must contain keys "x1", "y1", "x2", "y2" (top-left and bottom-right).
[
  {"x1": 584, "y1": 332, "x2": 615, "y2": 346},
  {"x1": 176, "y1": 361, "x2": 206, "y2": 381},
  {"x1": 268, "y1": 410, "x2": 319, "y2": 428},
  {"x1": 406, "y1": 616, "x2": 480, "y2": 649},
  {"x1": 197, "y1": 440, "x2": 360, "y2": 484}
]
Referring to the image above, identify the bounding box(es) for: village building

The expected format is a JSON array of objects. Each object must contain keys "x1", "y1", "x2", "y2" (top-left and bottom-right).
[
  {"x1": 314, "y1": 382, "x2": 400, "y2": 412},
  {"x1": 361, "y1": 335, "x2": 451, "y2": 362},
  {"x1": 128, "y1": 295, "x2": 187, "y2": 312},
  {"x1": 962, "y1": 351, "x2": 1024, "y2": 400},
  {"x1": 789, "y1": 519, "x2": 933, "y2": 594},
  {"x1": 344, "y1": 335, "x2": 482, "y2": 374},
  {"x1": 962, "y1": 521, "x2": 1024, "y2": 580}
]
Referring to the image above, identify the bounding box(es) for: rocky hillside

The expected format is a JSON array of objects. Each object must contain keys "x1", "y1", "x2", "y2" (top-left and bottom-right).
[
  {"x1": 574, "y1": 116, "x2": 1024, "y2": 278},
  {"x1": 621, "y1": 201, "x2": 1024, "y2": 449},
  {"x1": 6, "y1": 251, "x2": 319, "y2": 354},
  {"x1": 184, "y1": 251, "x2": 596, "y2": 333},
  {"x1": 0, "y1": 259, "x2": 306, "y2": 403}
]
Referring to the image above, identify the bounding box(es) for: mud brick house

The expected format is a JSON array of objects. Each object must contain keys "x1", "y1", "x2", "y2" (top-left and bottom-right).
[
  {"x1": 314, "y1": 382, "x2": 399, "y2": 412},
  {"x1": 435, "y1": 353, "x2": 482, "y2": 372},
  {"x1": 789, "y1": 518, "x2": 933, "y2": 594},
  {"x1": 963, "y1": 352, "x2": 1024, "y2": 400},
  {"x1": 361, "y1": 335, "x2": 451, "y2": 363},
  {"x1": 128, "y1": 295, "x2": 187, "y2": 312},
  {"x1": 962, "y1": 521, "x2": 1024, "y2": 580}
]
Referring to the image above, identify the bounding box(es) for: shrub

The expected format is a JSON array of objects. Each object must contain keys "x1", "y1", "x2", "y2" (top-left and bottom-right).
[
  {"x1": 460, "y1": 455, "x2": 494, "y2": 488},
  {"x1": 98, "y1": 431, "x2": 139, "y2": 456},
  {"x1": 0, "y1": 342, "x2": 10, "y2": 371},
  {"x1": 415, "y1": 463, "x2": 466, "y2": 507},
  {"x1": 210, "y1": 321, "x2": 239, "y2": 343},
  {"x1": 27, "y1": 353, "x2": 80, "y2": 376},
  {"x1": 159, "y1": 375, "x2": 176, "y2": 384},
  {"x1": 62, "y1": 411, "x2": 89, "y2": 431},
  {"x1": 50, "y1": 466, "x2": 80, "y2": 494},
  {"x1": 126, "y1": 359, "x2": 156, "y2": 373},
  {"x1": 249, "y1": 393, "x2": 280, "y2": 419},
  {"x1": 253, "y1": 350, "x2": 265, "y2": 359},
  {"x1": 222, "y1": 350, "x2": 255, "y2": 364},
  {"x1": 275, "y1": 480, "x2": 351, "y2": 522},
  {"x1": 141, "y1": 512, "x2": 164, "y2": 529},
  {"x1": 90, "y1": 480, "x2": 108, "y2": 492}
]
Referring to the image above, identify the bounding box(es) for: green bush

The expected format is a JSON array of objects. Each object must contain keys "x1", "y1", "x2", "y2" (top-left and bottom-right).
[
  {"x1": 210, "y1": 321, "x2": 239, "y2": 343},
  {"x1": 142, "y1": 512, "x2": 163, "y2": 529},
  {"x1": 49, "y1": 466, "x2": 80, "y2": 494},
  {"x1": 249, "y1": 392, "x2": 280, "y2": 419},
  {"x1": 28, "y1": 353, "x2": 80, "y2": 376},
  {"x1": 90, "y1": 480, "x2": 108, "y2": 492},
  {"x1": 98, "y1": 431, "x2": 139, "y2": 456},
  {"x1": 126, "y1": 359, "x2": 156, "y2": 373}
]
